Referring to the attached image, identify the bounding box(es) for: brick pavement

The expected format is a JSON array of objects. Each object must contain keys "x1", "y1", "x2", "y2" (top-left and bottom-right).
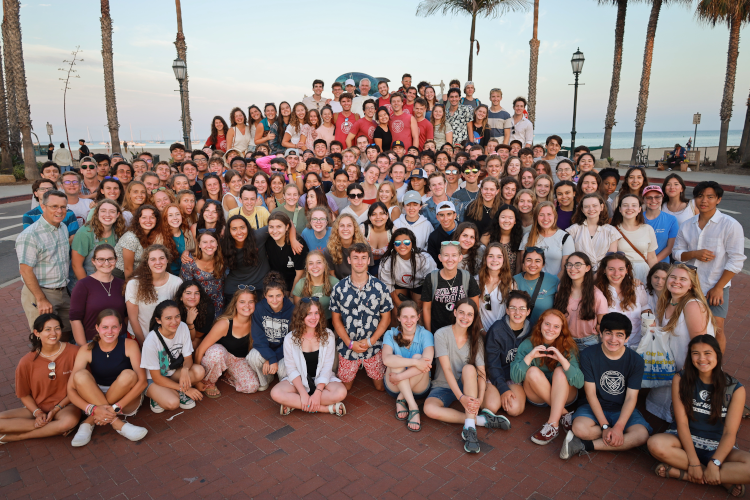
[{"x1": 0, "y1": 277, "x2": 748, "y2": 499}]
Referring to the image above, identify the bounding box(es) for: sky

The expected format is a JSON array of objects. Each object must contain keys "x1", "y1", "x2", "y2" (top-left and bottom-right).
[{"x1": 17, "y1": 0, "x2": 750, "y2": 145}]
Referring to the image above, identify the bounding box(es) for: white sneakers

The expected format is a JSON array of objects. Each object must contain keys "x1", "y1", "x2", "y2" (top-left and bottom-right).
[
  {"x1": 116, "y1": 422, "x2": 149, "y2": 442},
  {"x1": 71, "y1": 423, "x2": 94, "y2": 447},
  {"x1": 71, "y1": 421, "x2": 148, "y2": 447}
]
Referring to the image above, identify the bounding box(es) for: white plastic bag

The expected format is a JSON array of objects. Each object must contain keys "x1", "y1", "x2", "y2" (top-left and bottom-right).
[{"x1": 636, "y1": 325, "x2": 675, "y2": 388}]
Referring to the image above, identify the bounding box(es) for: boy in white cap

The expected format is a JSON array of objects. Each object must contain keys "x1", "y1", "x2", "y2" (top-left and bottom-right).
[{"x1": 393, "y1": 191, "x2": 433, "y2": 251}]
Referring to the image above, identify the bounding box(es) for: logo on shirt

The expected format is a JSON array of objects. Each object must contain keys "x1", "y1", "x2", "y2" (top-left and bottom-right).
[
  {"x1": 600, "y1": 370, "x2": 625, "y2": 395},
  {"x1": 391, "y1": 120, "x2": 405, "y2": 134},
  {"x1": 506, "y1": 348, "x2": 517, "y2": 364},
  {"x1": 287, "y1": 256, "x2": 294, "y2": 268},
  {"x1": 367, "y1": 126, "x2": 376, "y2": 138},
  {"x1": 700, "y1": 390, "x2": 710, "y2": 401},
  {"x1": 262, "y1": 316, "x2": 289, "y2": 342},
  {"x1": 341, "y1": 120, "x2": 353, "y2": 134}
]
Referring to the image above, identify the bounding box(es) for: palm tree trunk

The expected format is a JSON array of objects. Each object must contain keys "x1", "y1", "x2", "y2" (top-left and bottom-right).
[
  {"x1": 0, "y1": 41, "x2": 12, "y2": 174},
  {"x1": 740, "y1": 89, "x2": 750, "y2": 163},
  {"x1": 3, "y1": 0, "x2": 37, "y2": 180},
  {"x1": 468, "y1": 10, "x2": 477, "y2": 81},
  {"x1": 1, "y1": 11, "x2": 19, "y2": 160},
  {"x1": 175, "y1": 0, "x2": 191, "y2": 146},
  {"x1": 602, "y1": 0, "x2": 627, "y2": 159},
  {"x1": 101, "y1": 0, "x2": 121, "y2": 156},
  {"x1": 631, "y1": 0, "x2": 662, "y2": 165},
  {"x1": 527, "y1": 0, "x2": 539, "y2": 125},
  {"x1": 715, "y1": 13, "x2": 740, "y2": 168}
]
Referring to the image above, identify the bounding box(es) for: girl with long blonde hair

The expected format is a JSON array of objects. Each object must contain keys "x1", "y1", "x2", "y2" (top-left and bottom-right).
[{"x1": 324, "y1": 213, "x2": 370, "y2": 279}]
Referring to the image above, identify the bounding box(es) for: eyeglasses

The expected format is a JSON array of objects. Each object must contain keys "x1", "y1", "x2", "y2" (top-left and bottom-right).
[
  {"x1": 198, "y1": 228, "x2": 216, "y2": 234},
  {"x1": 104, "y1": 176, "x2": 119, "y2": 180},
  {"x1": 445, "y1": 169, "x2": 459, "y2": 175},
  {"x1": 48, "y1": 361, "x2": 56, "y2": 380},
  {"x1": 394, "y1": 240, "x2": 411, "y2": 247},
  {"x1": 80, "y1": 164, "x2": 96, "y2": 170},
  {"x1": 463, "y1": 169, "x2": 479, "y2": 174},
  {"x1": 507, "y1": 306, "x2": 528, "y2": 312},
  {"x1": 300, "y1": 297, "x2": 320, "y2": 303},
  {"x1": 348, "y1": 192, "x2": 364, "y2": 199},
  {"x1": 236, "y1": 284, "x2": 256, "y2": 291},
  {"x1": 271, "y1": 167, "x2": 286, "y2": 172},
  {"x1": 441, "y1": 241, "x2": 460, "y2": 247},
  {"x1": 62, "y1": 180, "x2": 80, "y2": 185},
  {"x1": 94, "y1": 257, "x2": 116, "y2": 264},
  {"x1": 673, "y1": 261, "x2": 698, "y2": 271},
  {"x1": 565, "y1": 262, "x2": 586, "y2": 270},
  {"x1": 310, "y1": 218, "x2": 327, "y2": 223},
  {"x1": 526, "y1": 246, "x2": 545, "y2": 255},
  {"x1": 151, "y1": 187, "x2": 166, "y2": 194}
]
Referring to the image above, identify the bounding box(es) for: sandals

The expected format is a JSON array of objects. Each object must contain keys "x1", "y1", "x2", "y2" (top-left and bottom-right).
[
  {"x1": 328, "y1": 403, "x2": 346, "y2": 417},
  {"x1": 406, "y1": 409, "x2": 421, "y2": 432},
  {"x1": 279, "y1": 405, "x2": 294, "y2": 416},
  {"x1": 395, "y1": 399, "x2": 408, "y2": 421},
  {"x1": 653, "y1": 462, "x2": 685, "y2": 481},
  {"x1": 724, "y1": 484, "x2": 747, "y2": 498},
  {"x1": 204, "y1": 385, "x2": 221, "y2": 399}
]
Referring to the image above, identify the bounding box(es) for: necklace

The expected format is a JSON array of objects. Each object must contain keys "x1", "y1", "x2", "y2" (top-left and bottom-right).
[
  {"x1": 483, "y1": 205, "x2": 492, "y2": 215},
  {"x1": 102, "y1": 339, "x2": 118, "y2": 358},
  {"x1": 669, "y1": 301, "x2": 679, "y2": 306},
  {"x1": 39, "y1": 342, "x2": 63, "y2": 359},
  {"x1": 443, "y1": 271, "x2": 458, "y2": 290},
  {"x1": 99, "y1": 276, "x2": 113, "y2": 297}
]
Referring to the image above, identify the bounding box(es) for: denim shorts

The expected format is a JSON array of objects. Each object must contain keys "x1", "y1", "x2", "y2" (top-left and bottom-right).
[
  {"x1": 144, "y1": 378, "x2": 155, "y2": 396},
  {"x1": 574, "y1": 334, "x2": 600, "y2": 351},
  {"x1": 573, "y1": 404, "x2": 653, "y2": 434},
  {"x1": 708, "y1": 287, "x2": 729, "y2": 319},
  {"x1": 665, "y1": 429, "x2": 728, "y2": 465},
  {"x1": 427, "y1": 381, "x2": 463, "y2": 407},
  {"x1": 385, "y1": 382, "x2": 431, "y2": 400}
]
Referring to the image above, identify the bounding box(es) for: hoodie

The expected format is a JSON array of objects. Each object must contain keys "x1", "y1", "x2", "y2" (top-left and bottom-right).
[
  {"x1": 485, "y1": 315, "x2": 531, "y2": 395},
  {"x1": 251, "y1": 296, "x2": 295, "y2": 364},
  {"x1": 393, "y1": 214, "x2": 433, "y2": 251}
]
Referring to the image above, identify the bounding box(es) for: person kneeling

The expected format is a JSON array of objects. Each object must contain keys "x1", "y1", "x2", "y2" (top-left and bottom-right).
[
  {"x1": 423, "y1": 299, "x2": 510, "y2": 455},
  {"x1": 68, "y1": 310, "x2": 149, "y2": 446},
  {"x1": 560, "y1": 312, "x2": 651, "y2": 459},
  {"x1": 270, "y1": 298, "x2": 347, "y2": 417},
  {"x1": 382, "y1": 301, "x2": 434, "y2": 432},
  {"x1": 510, "y1": 309, "x2": 583, "y2": 445},
  {"x1": 141, "y1": 300, "x2": 205, "y2": 413},
  {"x1": 648, "y1": 335, "x2": 750, "y2": 498}
]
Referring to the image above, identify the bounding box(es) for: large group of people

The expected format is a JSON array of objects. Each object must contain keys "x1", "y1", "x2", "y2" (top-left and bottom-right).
[{"x1": 6, "y1": 75, "x2": 750, "y2": 495}]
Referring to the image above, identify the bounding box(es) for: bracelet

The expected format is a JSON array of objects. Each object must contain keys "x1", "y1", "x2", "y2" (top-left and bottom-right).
[
  {"x1": 366, "y1": 337, "x2": 373, "y2": 348},
  {"x1": 348, "y1": 341, "x2": 353, "y2": 349},
  {"x1": 458, "y1": 395, "x2": 464, "y2": 402},
  {"x1": 55, "y1": 404, "x2": 64, "y2": 411},
  {"x1": 32, "y1": 408, "x2": 41, "y2": 417},
  {"x1": 85, "y1": 404, "x2": 97, "y2": 416}
]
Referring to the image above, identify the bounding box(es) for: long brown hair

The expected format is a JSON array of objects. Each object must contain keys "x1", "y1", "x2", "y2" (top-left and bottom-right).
[
  {"x1": 454, "y1": 298, "x2": 484, "y2": 368},
  {"x1": 553, "y1": 252, "x2": 597, "y2": 321},
  {"x1": 465, "y1": 176, "x2": 502, "y2": 221},
  {"x1": 595, "y1": 254, "x2": 637, "y2": 310},
  {"x1": 88, "y1": 199, "x2": 127, "y2": 239},
  {"x1": 210, "y1": 115, "x2": 229, "y2": 144},
  {"x1": 571, "y1": 193, "x2": 609, "y2": 226},
  {"x1": 159, "y1": 203, "x2": 189, "y2": 258},
  {"x1": 131, "y1": 204, "x2": 162, "y2": 248},
  {"x1": 525, "y1": 201, "x2": 558, "y2": 247},
  {"x1": 300, "y1": 251, "x2": 334, "y2": 298},
  {"x1": 452, "y1": 222, "x2": 482, "y2": 276},
  {"x1": 575, "y1": 171, "x2": 607, "y2": 204},
  {"x1": 88, "y1": 309, "x2": 123, "y2": 350},
  {"x1": 478, "y1": 243, "x2": 514, "y2": 307},
  {"x1": 125, "y1": 244, "x2": 172, "y2": 304},
  {"x1": 611, "y1": 193, "x2": 645, "y2": 227},
  {"x1": 394, "y1": 300, "x2": 420, "y2": 347},
  {"x1": 289, "y1": 300, "x2": 329, "y2": 348},
  {"x1": 195, "y1": 231, "x2": 225, "y2": 279},
  {"x1": 679, "y1": 335, "x2": 726, "y2": 424},
  {"x1": 530, "y1": 309, "x2": 578, "y2": 371}
]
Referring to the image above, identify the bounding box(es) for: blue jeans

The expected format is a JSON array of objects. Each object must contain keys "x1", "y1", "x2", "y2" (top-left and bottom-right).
[
  {"x1": 573, "y1": 404, "x2": 653, "y2": 434},
  {"x1": 427, "y1": 381, "x2": 464, "y2": 407}
]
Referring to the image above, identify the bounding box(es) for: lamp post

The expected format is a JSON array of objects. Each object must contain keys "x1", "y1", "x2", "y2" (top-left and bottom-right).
[
  {"x1": 570, "y1": 48, "x2": 585, "y2": 153},
  {"x1": 172, "y1": 57, "x2": 190, "y2": 148}
]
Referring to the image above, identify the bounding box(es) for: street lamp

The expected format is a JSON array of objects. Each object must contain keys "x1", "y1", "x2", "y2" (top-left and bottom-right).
[
  {"x1": 172, "y1": 57, "x2": 190, "y2": 148},
  {"x1": 570, "y1": 48, "x2": 585, "y2": 152}
]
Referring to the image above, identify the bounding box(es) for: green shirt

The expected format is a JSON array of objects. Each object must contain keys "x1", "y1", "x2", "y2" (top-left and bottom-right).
[
  {"x1": 71, "y1": 224, "x2": 118, "y2": 275},
  {"x1": 271, "y1": 205, "x2": 307, "y2": 235},
  {"x1": 292, "y1": 276, "x2": 339, "y2": 320},
  {"x1": 510, "y1": 338, "x2": 584, "y2": 389}
]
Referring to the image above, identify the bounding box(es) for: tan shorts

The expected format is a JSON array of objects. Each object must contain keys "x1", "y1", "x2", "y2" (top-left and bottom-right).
[{"x1": 21, "y1": 285, "x2": 71, "y2": 332}]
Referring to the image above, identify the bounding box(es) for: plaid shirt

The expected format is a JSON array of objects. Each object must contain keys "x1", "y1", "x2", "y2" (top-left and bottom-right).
[
  {"x1": 15, "y1": 215, "x2": 70, "y2": 288},
  {"x1": 447, "y1": 104, "x2": 473, "y2": 144}
]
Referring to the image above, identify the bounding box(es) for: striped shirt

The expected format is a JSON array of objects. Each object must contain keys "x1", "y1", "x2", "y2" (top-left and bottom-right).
[{"x1": 15, "y1": 215, "x2": 70, "y2": 288}]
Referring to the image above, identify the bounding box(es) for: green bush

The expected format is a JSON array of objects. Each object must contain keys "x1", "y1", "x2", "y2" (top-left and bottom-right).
[
  {"x1": 727, "y1": 148, "x2": 740, "y2": 162},
  {"x1": 13, "y1": 163, "x2": 24, "y2": 180}
]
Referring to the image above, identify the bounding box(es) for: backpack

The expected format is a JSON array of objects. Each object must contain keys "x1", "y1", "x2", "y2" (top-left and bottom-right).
[{"x1": 429, "y1": 269, "x2": 471, "y2": 299}]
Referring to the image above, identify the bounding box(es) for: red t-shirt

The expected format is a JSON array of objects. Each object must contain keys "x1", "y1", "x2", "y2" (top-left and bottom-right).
[
  {"x1": 416, "y1": 118, "x2": 434, "y2": 150},
  {"x1": 204, "y1": 134, "x2": 227, "y2": 152},
  {"x1": 403, "y1": 103, "x2": 415, "y2": 115},
  {"x1": 389, "y1": 111, "x2": 414, "y2": 150},
  {"x1": 376, "y1": 96, "x2": 392, "y2": 115},
  {"x1": 349, "y1": 118, "x2": 377, "y2": 144},
  {"x1": 334, "y1": 112, "x2": 358, "y2": 145}
]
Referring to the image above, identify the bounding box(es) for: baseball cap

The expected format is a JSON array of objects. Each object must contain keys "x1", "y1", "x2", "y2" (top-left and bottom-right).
[
  {"x1": 285, "y1": 148, "x2": 301, "y2": 157},
  {"x1": 409, "y1": 168, "x2": 428, "y2": 180},
  {"x1": 391, "y1": 140, "x2": 405, "y2": 149},
  {"x1": 403, "y1": 191, "x2": 423, "y2": 205},
  {"x1": 80, "y1": 156, "x2": 96, "y2": 163},
  {"x1": 303, "y1": 149, "x2": 314, "y2": 156},
  {"x1": 111, "y1": 153, "x2": 124, "y2": 159},
  {"x1": 642, "y1": 185, "x2": 663, "y2": 196},
  {"x1": 437, "y1": 201, "x2": 456, "y2": 214},
  {"x1": 345, "y1": 78, "x2": 356, "y2": 87}
]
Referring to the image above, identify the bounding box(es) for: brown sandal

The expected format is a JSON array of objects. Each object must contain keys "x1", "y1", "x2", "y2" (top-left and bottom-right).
[
  {"x1": 653, "y1": 462, "x2": 685, "y2": 481},
  {"x1": 204, "y1": 386, "x2": 221, "y2": 399}
]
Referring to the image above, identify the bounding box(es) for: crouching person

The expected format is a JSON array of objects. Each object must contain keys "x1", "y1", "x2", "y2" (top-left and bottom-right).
[
  {"x1": 271, "y1": 298, "x2": 347, "y2": 417},
  {"x1": 141, "y1": 300, "x2": 205, "y2": 413},
  {"x1": 560, "y1": 312, "x2": 651, "y2": 459},
  {"x1": 68, "y1": 310, "x2": 149, "y2": 446}
]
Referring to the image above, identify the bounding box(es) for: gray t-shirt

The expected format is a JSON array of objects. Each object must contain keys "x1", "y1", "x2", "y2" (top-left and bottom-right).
[{"x1": 432, "y1": 325, "x2": 485, "y2": 389}]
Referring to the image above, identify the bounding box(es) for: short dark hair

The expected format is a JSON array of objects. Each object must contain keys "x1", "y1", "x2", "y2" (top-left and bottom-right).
[
  {"x1": 340, "y1": 92, "x2": 354, "y2": 102},
  {"x1": 94, "y1": 154, "x2": 110, "y2": 164},
  {"x1": 402, "y1": 73, "x2": 412, "y2": 80},
  {"x1": 513, "y1": 96, "x2": 527, "y2": 107},
  {"x1": 330, "y1": 140, "x2": 344, "y2": 150},
  {"x1": 598, "y1": 167, "x2": 620, "y2": 184},
  {"x1": 240, "y1": 185, "x2": 258, "y2": 198},
  {"x1": 333, "y1": 168, "x2": 348, "y2": 180},
  {"x1": 509, "y1": 140, "x2": 522, "y2": 148},
  {"x1": 312, "y1": 79, "x2": 324, "y2": 87},
  {"x1": 365, "y1": 144, "x2": 380, "y2": 154},
  {"x1": 349, "y1": 242, "x2": 370, "y2": 256},
  {"x1": 191, "y1": 149, "x2": 208, "y2": 161},
  {"x1": 169, "y1": 142, "x2": 186, "y2": 152},
  {"x1": 505, "y1": 289, "x2": 531, "y2": 308},
  {"x1": 420, "y1": 150, "x2": 435, "y2": 162},
  {"x1": 519, "y1": 147, "x2": 533, "y2": 158},
  {"x1": 574, "y1": 145, "x2": 590, "y2": 154},
  {"x1": 40, "y1": 161, "x2": 60, "y2": 174},
  {"x1": 693, "y1": 180, "x2": 724, "y2": 199},
  {"x1": 600, "y1": 312, "x2": 632, "y2": 338},
  {"x1": 546, "y1": 135, "x2": 563, "y2": 146},
  {"x1": 447, "y1": 88, "x2": 461, "y2": 98},
  {"x1": 313, "y1": 139, "x2": 327, "y2": 148},
  {"x1": 332, "y1": 81, "x2": 343, "y2": 90}
]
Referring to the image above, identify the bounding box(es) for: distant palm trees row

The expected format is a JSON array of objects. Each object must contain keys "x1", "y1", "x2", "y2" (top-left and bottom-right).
[{"x1": 417, "y1": 0, "x2": 750, "y2": 167}]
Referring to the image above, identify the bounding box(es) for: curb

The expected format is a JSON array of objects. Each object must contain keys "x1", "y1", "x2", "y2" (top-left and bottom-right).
[{"x1": 0, "y1": 194, "x2": 31, "y2": 205}]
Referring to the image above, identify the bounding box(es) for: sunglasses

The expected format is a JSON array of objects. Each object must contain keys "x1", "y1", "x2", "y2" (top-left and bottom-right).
[
  {"x1": 394, "y1": 240, "x2": 411, "y2": 247},
  {"x1": 80, "y1": 164, "x2": 96, "y2": 170},
  {"x1": 62, "y1": 180, "x2": 80, "y2": 185},
  {"x1": 673, "y1": 261, "x2": 698, "y2": 271},
  {"x1": 463, "y1": 168, "x2": 479, "y2": 174},
  {"x1": 526, "y1": 246, "x2": 545, "y2": 255},
  {"x1": 104, "y1": 176, "x2": 119, "y2": 180},
  {"x1": 483, "y1": 294, "x2": 492, "y2": 311},
  {"x1": 151, "y1": 187, "x2": 166, "y2": 194},
  {"x1": 236, "y1": 284, "x2": 256, "y2": 291},
  {"x1": 348, "y1": 192, "x2": 364, "y2": 199},
  {"x1": 300, "y1": 297, "x2": 321, "y2": 303},
  {"x1": 605, "y1": 251, "x2": 625, "y2": 257},
  {"x1": 441, "y1": 241, "x2": 460, "y2": 247},
  {"x1": 48, "y1": 361, "x2": 56, "y2": 380},
  {"x1": 445, "y1": 169, "x2": 459, "y2": 175}
]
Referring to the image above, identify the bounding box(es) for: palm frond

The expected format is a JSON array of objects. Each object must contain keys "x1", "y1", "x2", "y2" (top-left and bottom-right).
[
  {"x1": 695, "y1": 0, "x2": 750, "y2": 28},
  {"x1": 416, "y1": 0, "x2": 530, "y2": 18}
]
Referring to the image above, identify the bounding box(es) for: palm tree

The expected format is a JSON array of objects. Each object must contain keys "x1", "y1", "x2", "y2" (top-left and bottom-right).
[
  {"x1": 696, "y1": 0, "x2": 750, "y2": 168},
  {"x1": 2, "y1": 12, "x2": 19, "y2": 161},
  {"x1": 174, "y1": 0, "x2": 192, "y2": 146},
  {"x1": 600, "y1": 0, "x2": 628, "y2": 159},
  {"x1": 101, "y1": 0, "x2": 121, "y2": 155},
  {"x1": 0, "y1": 42, "x2": 12, "y2": 174},
  {"x1": 740, "y1": 89, "x2": 749, "y2": 163},
  {"x1": 630, "y1": 0, "x2": 690, "y2": 165},
  {"x1": 2, "y1": 0, "x2": 37, "y2": 180},
  {"x1": 527, "y1": 0, "x2": 539, "y2": 125},
  {"x1": 416, "y1": 0, "x2": 530, "y2": 80}
]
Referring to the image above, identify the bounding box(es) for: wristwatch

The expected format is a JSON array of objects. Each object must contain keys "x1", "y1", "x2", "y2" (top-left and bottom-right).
[
  {"x1": 112, "y1": 403, "x2": 122, "y2": 414},
  {"x1": 711, "y1": 459, "x2": 722, "y2": 468},
  {"x1": 601, "y1": 424, "x2": 609, "y2": 430}
]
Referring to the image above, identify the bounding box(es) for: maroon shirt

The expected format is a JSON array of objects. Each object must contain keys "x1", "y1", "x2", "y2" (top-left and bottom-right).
[{"x1": 69, "y1": 275, "x2": 127, "y2": 341}]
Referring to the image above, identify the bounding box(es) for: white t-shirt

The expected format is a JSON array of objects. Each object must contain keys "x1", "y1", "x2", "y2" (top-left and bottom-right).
[
  {"x1": 67, "y1": 198, "x2": 91, "y2": 228},
  {"x1": 125, "y1": 274, "x2": 183, "y2": 337},
  {"x1": 519, "y1": 229, "x2": 575, "y2": 277},
  {"x1": 285, "y1": 124, "x2": 302, "y2": 146},
  {"x1": 140, "y1": 323, "x2": 194, "y2": 380}
]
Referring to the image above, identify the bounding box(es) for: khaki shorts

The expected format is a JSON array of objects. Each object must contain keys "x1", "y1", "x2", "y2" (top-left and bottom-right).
[{"x1": 21, "y1": 284, "x2": 71, "y2": 332}]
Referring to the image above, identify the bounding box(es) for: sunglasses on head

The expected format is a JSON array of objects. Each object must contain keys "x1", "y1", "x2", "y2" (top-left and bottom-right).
[
  {"x1": 236, "y1": 284, "x2": 256, "y2": 291},
  {"x1": 348, "y1": 192, "x2": 364, "y2": 199},
  {"x1": 198, "y1": 228, "x2": 216, "y2": 234},
  {"x1": 673, "y1": 261, "x2": 698, "y2": 271},
  {"x1": 605, "y1": 251, "x2": 625, "y2": 257},
  {"x1": 151, "y1": 187, "x2": 166, "y2": 194},
  {"x1": 441, "y1": 241, "x2": 460, "y2": 247},
  {"x1": 104, "y1": 176, "x2": 119, "y2": 181},
  {"x1": 394, "y1": 239, "x2": 411, "y2": 247},
  {"x1": 300, "y1": 297, "x2": 320, "y2": 303},
  {"x1": 526, "y1": 246, "x2": 545, "y2": 255}
]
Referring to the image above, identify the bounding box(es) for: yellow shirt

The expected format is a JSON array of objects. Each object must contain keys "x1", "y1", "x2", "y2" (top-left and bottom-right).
[{"x1": 227, "y1": 205, "x2": 270, "y2": 229}]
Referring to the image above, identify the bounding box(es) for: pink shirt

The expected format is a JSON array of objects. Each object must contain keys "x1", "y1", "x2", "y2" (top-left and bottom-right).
[
  {"x1": 316, "y1": 124, "x2": 336, "y2": 147},
  {"x1": 567, "y1": 287, "x2": 609, "y2": 339}
]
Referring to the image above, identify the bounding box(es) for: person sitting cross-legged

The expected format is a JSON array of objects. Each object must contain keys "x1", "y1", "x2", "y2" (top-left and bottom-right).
[{"x1": 559, "y1": 312, "x2": 651, "y2": 459}]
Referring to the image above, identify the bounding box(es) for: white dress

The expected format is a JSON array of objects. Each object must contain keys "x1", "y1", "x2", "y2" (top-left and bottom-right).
[
  {"x1": 222, "y1": 192, "x2": 241, "y2": 221},
  {"x1": 645, "y1": 299, "x2": 715, "y2": 422},
  {"x1": 229, "y1": 124, "x2": 252, "y2": 152},
  {"x1": 607, "y1": 284, "x2": 650, "y2": 348}
]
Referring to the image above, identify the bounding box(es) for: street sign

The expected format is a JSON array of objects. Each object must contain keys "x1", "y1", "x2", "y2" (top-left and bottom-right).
[
  {"x1": 46, "y1": 122, "x2": 53, "y2": 135},
  {"x1": 693, "y1": 113, "x2": 701, "y2": 125}
]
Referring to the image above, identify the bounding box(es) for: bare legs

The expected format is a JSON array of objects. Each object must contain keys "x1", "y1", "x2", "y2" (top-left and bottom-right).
[
  {"x1": 69, "y1": 369, "x2": 141, "y2": 431},
  {"x1": 0, "y1": 406, "x2": 79, "y2": 443},
  {"x1": 385, "y1": 353, "x2": 431, "y2": 430},
  {"x1": 523, "y1": 366, "x2": 577, "y2": 425},
  {"x1": 424, "y1": 365, "x2": 480, "y2": 424}
]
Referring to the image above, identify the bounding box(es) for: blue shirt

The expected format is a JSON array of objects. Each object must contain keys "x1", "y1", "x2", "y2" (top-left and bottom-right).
[
  {"x1": 301, "y1": 227, "x2": 331, "y2": 252},
  {"x1": 513, "y1": 272, "x2": 559, "y2": 328},
  {"x1": 421, "y1": 196, "x2": 465, "y2": 230},
  {"x1": 23, "y1": 206, "x2": 79, "y2": 235},
  {"x1": 645, "y1": 211, "x2": 679, "y2": 262},
  {"x1": 383, "y1": 326, "x2": 434, "y2": 359},
  {"x1": 170, "y1": 232, "x2": 186, "y2": 275}
]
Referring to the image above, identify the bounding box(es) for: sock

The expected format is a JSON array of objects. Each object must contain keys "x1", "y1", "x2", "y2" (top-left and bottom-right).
[
  {"x1": 476, "y1": 415, "x2": 487, "y2": 427},
  {"x1": 464, "y1": 418, "x2": 476, "y2": 429},
  {"x1": 582, "y1": 439, "x2": 595, "y2": 452}
]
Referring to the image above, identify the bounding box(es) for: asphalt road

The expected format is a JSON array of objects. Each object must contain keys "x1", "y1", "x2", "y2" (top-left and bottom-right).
[{"x1": 0, "y1": 189, "x2": 748, "y2": 288}]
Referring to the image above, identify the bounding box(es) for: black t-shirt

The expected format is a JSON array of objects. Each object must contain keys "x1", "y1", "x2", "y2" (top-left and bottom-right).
[
  {"x1": 580, "y1": 345, "x2": 644, "y2": 412},
  {"x1": 465, "y1": 208, "x2": 494, "y2": 237},
  {"x1": 374, "y1": 126, "x2": 393, "y2": 150},
  {"x1": 79, "y1": 144, "x2": 90, "y2": 158},
  {"x1": 266, "y1": 237, "x2": 309, "y2": 292},
  {"x1": 421, "y1": 270, "x2": 480, "y2": 333},
  {"x1": 190, "y1": 181, "x2": 203, "y2": 200}
]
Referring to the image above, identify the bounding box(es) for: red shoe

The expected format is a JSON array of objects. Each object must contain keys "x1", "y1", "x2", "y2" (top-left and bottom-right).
[
  {"x1": 559, "y1": 413, "x2": 573, "y2": 432},
  {"x1": 531, "y1": 423, "x2": 559, "y2": 445}
]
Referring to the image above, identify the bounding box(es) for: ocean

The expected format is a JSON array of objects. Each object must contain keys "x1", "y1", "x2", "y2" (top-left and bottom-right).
[{"x1": 535, "y1": 130, "x2": 743, "y2": 150}]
